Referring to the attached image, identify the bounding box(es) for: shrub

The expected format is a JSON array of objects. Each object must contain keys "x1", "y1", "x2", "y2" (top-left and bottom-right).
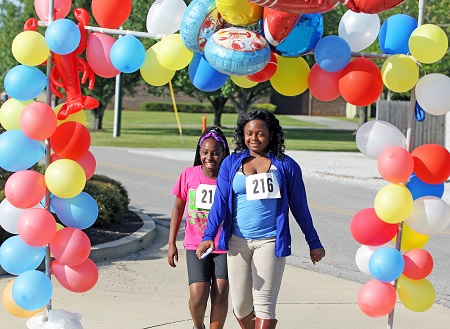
[{"x1": 250, "y1": 103, "x2": 277, "y2": 112}]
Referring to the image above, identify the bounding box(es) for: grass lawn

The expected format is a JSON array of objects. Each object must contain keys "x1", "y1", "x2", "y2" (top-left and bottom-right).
[{"x1": 87, "y1": 110, "x2": 359, "y2": 152}]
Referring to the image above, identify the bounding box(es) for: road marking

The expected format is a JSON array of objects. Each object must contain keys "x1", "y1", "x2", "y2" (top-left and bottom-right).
[{"x1": 97, "y1": 161, "x2": 178, "y2": 180}]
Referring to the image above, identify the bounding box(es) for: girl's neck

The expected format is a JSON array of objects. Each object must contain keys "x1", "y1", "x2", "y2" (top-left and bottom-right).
[{"x1": 201, "y1": 165, "x2": 218, "y2": 179}]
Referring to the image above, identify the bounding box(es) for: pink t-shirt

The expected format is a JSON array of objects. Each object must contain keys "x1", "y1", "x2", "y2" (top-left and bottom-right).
[{"x1": 172, "y1": 165, "x2": 225, "y2": 253}]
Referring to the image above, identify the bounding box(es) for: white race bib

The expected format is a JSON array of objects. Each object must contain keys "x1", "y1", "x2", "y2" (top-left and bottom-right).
[
  {"x1": 246, "y1": 173, "x2": 281, "y2": 200},
  {"x1": 195, "y1": 184, "x2": 216, "y2": 209}
]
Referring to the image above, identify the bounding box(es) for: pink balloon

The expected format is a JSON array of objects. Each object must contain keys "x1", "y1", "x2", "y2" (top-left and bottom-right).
[
  {"x1": 308, "y1": 64, "x2": 341, "y2": 101},
  {"x1": 377, "y1": 146, "x2": 414, "y2": 183},
  {"x1": 350, "y1": 208, "x2": 398, "y2": 246},
  {"x1": 50, "y1": 227, "x2": 91, "y2": 266},
  {"x1": 51, "y1": 150, "x2": 96, "y2": 180},
  {"x1": 18, "y1": 208, "x2": 56, "y2": 246},
  {"x1": 358, "y1": 279, "x2": 396, "y2": 318},
  {"x1": 51, "y1": 258, "x2": 98, "y2": 293},
  {"x1": 34, "y1": 0, "x2": 72, "y2": 21},
  {"x1": 86, "y1": 33, "x2": 120, "y2": 78},
  {"x1": 20, "y1": 102, "x2": 57, "y2": 140},
  {"x1": 5, "y1": 170, "x2": 46, "y2": 209},
  {"x1": 403, "y1": 248, "x2": 434, "y2": 280}
]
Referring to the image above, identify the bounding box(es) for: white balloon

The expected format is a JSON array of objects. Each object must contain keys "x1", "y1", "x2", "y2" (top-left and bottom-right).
[
  {"x1": 338, "y1": 10, "x2": 380, "y2": 52},
  {"x1": 0, "y1": 198, "x2": 43, "y2": 234},
  {"x1": 146, "y1": 0, "x2": 187, "y2": 36},
  {"x1": 355, "y1": 244, "x2": 391, "y2": 275},
  {"x1": 356, "y1": 120, "x2": 406, "y2": 159},
  {"x1": 405, "y1": 196, "x2": 450, "y2": 235},
  {"x1": 415, "y1": 73, "x2": 450, "y2": 116}
]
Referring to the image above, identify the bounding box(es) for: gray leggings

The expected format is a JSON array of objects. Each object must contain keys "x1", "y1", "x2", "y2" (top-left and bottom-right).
[{"x1": 227, "y1": 235, "x2": 286, "y2": 320}]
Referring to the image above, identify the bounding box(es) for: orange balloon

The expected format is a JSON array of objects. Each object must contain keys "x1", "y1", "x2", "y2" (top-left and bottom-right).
[
  {"x1": 91, "y1": 0, "x2": 132, "y2": 29},
  {"x1": 411, "y1": 144, "x2": 450, "y2": 184},
  {"x1": 2, "y1": 280, "x2": 44, "y2": 318}
]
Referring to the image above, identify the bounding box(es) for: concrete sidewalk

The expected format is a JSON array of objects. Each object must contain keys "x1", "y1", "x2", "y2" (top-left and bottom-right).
[{"x1": 1, "y1": 214, "x2": 450, "y2": 329}]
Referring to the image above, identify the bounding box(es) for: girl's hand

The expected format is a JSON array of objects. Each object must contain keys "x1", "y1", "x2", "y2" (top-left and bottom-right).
[
  {"x1": 196, "y1": 240, "x2": 215, "y2": 259},
  {"x1": 310, "y1": 248, "x2": 325, "y2": 265},
  {"x1": 167, "y1": 244, "x2": 178, "y2": 268}
]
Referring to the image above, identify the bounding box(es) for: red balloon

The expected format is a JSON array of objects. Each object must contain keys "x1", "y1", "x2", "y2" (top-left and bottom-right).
[
  {"x1": 262, "y1": 8, "x2": 300, "y2": 46},
  {"x1": 358, "y1": 279, "x2": 396, "y2": 318},
  {"x1": 339, "y1": 58, "x2": 383, "y2": 106},
  {"x1": 50, "y1": 227, "x2": 91, "y2": 266},
  {"x1": 308, "y1": 64, "x2": 341, "y2": 101},
  {"x1": 18, "y1": 208, "x2": 56, "y2": 247},
  {"x1": 51, "y1": 258, "x2": 99, "y2": 293},
  {"x1": 350, "y1": 208, "x2": 398, "y2": 246},
  {"x1": 247, "y1": 52, "x2": 278, "y2": 82},
  {"x1": 247, "y1": 0, "x2": 339, "y2": 14},
  {"x1": 403, "y1": 248, "x2": 433, "y2": 280},
  {"x1": 91, "y1": 0, "x2": 132, "y2": 29},
  {"x1": 411, "y1": 144, "x2": 450, "y2": 184},
  {"x1": 377, "y1": 146, "x2": 414, "y2": 184},
  {"x1": 344, "y1": 0, "x2": 405, "y2": 14},
  {"x1": 51, "y1": 150, "x2": 96, "y2": 180},
  {"x1": 20, "y1": 102, "x2": 57, "y2": 140},
  {"x1": 50, "y1": 121, "x2": 91, "y2": 160}
]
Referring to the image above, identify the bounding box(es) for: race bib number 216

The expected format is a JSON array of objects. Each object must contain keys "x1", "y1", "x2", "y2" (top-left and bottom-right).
[{"x1": 246, "y1": 173, "x2": 280, "y2": 200}]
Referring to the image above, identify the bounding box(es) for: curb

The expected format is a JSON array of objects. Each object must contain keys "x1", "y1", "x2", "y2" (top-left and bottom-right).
[{"x1": 0, "y1": 206, "x2": 157, "y2": 276}]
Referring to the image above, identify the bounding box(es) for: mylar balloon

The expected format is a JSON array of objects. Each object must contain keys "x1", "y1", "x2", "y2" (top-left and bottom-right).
[
  {"x1": 415, "y1": 73, "x2": 450, "y2": 116},
  {"x1": 4, "y1": 65, "x2": 47, "y2": 101},
  {"x1": 12, "y1": 31, "x2": 50, "y2": 66},
  {"x1": 275, "y1": 13, "x2": 323, "y2": 57},
  {"x1": 358, "y1": 280, "x2": 396, "y2": 318},
  {"x1": 34, "y1": 0, "x2": 72, "y2": 21},
  {"x1": 405, "y1": 196, "x2": 450, "y2": 236},
  {"x1": 247, "y1": 0, "x2": 339, "y2": 14},
  {"x1": 339, "y1": 58, "x2": 383, "y2": 106},
  {"x1": 374, "y1": 184, "x2": 413, "y2": 224},
  {"x1": 313, "y1": 35, "x2": 351, "y2": 72},
  {"x1": 411, "y1": 143, "x2": 450, "y2": 184},
  {"x1": 86, "y1": 33, "x2": 120, "y2": 78},
  {"x1": 343, "y1": 0, "x2": 404, "y2": 14},
  {"x1": 338, "y1": 11, "x2": 380, "y2": 52},
  {"x1": 409, "y1": 24, "x2": 448, "y2": 64},
  {"x1": 378, "y1": 14, "x2": 417, "y2": 54},
  {"x1": 110, "y1": 35, "x2": 145, "y2": 73},
  {"x1": 216, "y1": 0, "x2": 263, "y2": 26},
  {"x1": 270, "y1": 54, "x2": 310, "y2": 96},
  {"x1": 246, "y1": 51, "x2": 277, "y2": 82},
  {"x1": 262, "y1": 7, "x2": 300, "y2": 46},
  {"x1": 91, "y1": 0, "x2": 132, "y2": 29},
  {"x1": 356, "y1": 120, "x2": 406, "y2": 159},
  {"x1": 45, "y1": 19, "x2": 81, "y2": 55},
  {"x1": 180, "y1": 0, "x2": 227, "y2": 53},
  {"x1": 147, "y1": 0, "x2": 187, "y2": 36},
  {"x1": 381, "y1": 54, "x2": 419, "y2": 93},
  {"x1": 12, "y1": 270, "x2": 52, "y2": 311},
  {"x1": 188, "y1": 52, "x2": 228, "y2": 92},
  {"x1": 140, "y1": 44, "x2": 176, "y2": 87},
  {"x1": 308, "y1": 64, "x2": 341, "y2": 102},
  {"x1": 204, "y1": 27, "x2": 270, "y2": 76},
  {"x1": 0, "y1": 99, "x2": 34, "y2": 131}
]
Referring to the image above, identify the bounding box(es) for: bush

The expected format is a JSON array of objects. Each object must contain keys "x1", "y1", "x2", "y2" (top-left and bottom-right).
[
  {"x1": 250, "y1": 103, "x2": 277, "y2": 112},
  {"x1": 140, "y1": 102, "x2": 236, "y2": 113}
]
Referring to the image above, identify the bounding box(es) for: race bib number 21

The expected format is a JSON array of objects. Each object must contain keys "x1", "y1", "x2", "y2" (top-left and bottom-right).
[
  {"x1": 195, "y1": 184, "x2": 216, "y2": 210},
  {"x1": 246, "y1": 173, "x2": 280, "y2": 200}
]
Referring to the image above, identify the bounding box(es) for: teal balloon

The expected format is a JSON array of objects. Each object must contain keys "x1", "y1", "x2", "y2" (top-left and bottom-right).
[
  {"x1": 45, "y1": 19, "x2": 81, "y2": 55},
  {"x1": 0, "y1": 236, "x2": 45, "y2": 275},
  {"x1": 110, "y1": 35, "x2": 145, "y2": 73},
  {"x1": 4, "y1": 65, "x2": 47, "y2": 101},
  {"x1": 51, "y1": 192, "x2": 99, "y2": 229},
  {"x1": 12, "y1": 270, "x2": 53, "y2": 310},
  {"x1": 0, "y1": 130, "x2": 45, "y2": 172},
  {"x1": 275, "y1": 14, "x2": 324, "y2": 57}
]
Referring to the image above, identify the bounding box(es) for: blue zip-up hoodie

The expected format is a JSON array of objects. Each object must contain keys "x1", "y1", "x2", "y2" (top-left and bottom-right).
[{"x1": 202, "y1": 149, "x2": 323, "y2": 258}]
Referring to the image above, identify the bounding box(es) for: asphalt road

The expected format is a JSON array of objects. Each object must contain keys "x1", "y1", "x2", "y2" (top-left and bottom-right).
[{"x1": 90, "y1": 146, "x2": 450, "y2": 309}]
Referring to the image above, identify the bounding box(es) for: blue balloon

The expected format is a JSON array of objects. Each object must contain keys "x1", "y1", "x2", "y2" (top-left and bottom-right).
[
  {"x1": 51, "y1": 192, "x2": 99, "y2": 229},
  {"x1": 45, "y1": 19, "x2": 81, "y2": 55},
  {"x1": 188, "y1": 52, "x2": 228, "y2": 92},
  {"x1": 0, "y1": 130, "x2": 45, "y2": 172},
  {"x1": 0, "y1": 236, "x2": 45, "y2": 275},
  {"x1": 110, "y1": 35, "x2": 145, "y2": 73},
  {"x1": 314, "y1": 35, "x2": 351, "y2": 72},
  {"x1": 4, "y1": 65, "x2": 47, "y2": 101},
  {"x1": 369, "y1": 246, "x2": 404, "y2": 282},
  {"x1": 12, "y1": 270, "x2": 53, "y2": 311},
  {"x1": 379, "y1": 14, "x2": 417, "y2": 55},
  {"x1": 407, "y1": 174, "x2": 444, "y2": 200},
  {"x1": 276, "y1": 14, "x2": 324, "y2": 57},
  {"x1": 415, "y1": 101, "x2": 426, "y2": 122}
]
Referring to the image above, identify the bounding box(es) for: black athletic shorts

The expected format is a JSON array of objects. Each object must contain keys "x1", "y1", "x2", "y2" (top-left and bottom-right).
[{"x1": 186, "y1": 250, "x2": 228, "y2": 285}]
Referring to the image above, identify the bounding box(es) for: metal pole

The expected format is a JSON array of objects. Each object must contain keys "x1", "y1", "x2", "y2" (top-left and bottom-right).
[
  {"x1": 387, "y1": 1, "x2": 426, "y2": 328},
  {"x1": 113, "y1": 27, "x2": 123, "y2": 138}
]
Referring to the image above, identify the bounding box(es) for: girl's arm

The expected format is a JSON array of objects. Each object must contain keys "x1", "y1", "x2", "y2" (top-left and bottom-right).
[{"x1": 167, "y1": 197, "x2": 186, "y2": 268}]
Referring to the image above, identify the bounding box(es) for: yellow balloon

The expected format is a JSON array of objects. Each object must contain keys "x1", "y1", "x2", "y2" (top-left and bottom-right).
[
  {"x1": 2, "y1": 280, "x2": 45, "y2": 318},
  {"x1": 12, "y1": 31, "x2": 50, "y2": 66},
  {"x1": 156, "y1": 34, "x2": 194, "y2": 71},
  {"x1": 393, "y1": 222, "x2": 429, "y2": 251},
  {"x1": 0, "y1": 98, "x2": 34, "y2": 130},
  {"x1": 230, "y1": 75, "x2": 258, "y2": 88},
  {"x1": 54, "y1": 104, "x2": 87, "y2": 126},
  {"x1": 397, "y1": 276, "x2": 435, "y2": 312},
  {"x1": 381, "y1": 55, "x2": 419, "y2": 93},
  {"x1": 409, "y1": 24, "x2": 448, "y2": 64},
  {"x1": 140, "y1": 44, "x2": 176, "y2": 86},
  {"x1": 216, "y1": 0, "x2": 263, "y2": 26},
  {"x1": 270, "y1": 54, "x2": 310, "y2": 97},
  {"x1": 374, "y1": 184, "x2": 413, "y2": 224},
  {"x1": 45, "y1": 159, "x2": 86, "y2": 198}
]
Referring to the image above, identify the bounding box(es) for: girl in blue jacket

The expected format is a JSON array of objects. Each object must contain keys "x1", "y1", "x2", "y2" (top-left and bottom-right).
[{"x1": 197, "y1": 110, "x2": 325, "y2": 329}]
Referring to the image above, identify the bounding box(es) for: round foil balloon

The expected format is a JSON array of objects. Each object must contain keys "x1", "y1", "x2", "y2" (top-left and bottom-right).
[
  {"x1": 247, "y1": 0, "x2": 339, "y2": 14},
  {"x1": 204, "y1": 27, "x2": 270, "y2": 76}
]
